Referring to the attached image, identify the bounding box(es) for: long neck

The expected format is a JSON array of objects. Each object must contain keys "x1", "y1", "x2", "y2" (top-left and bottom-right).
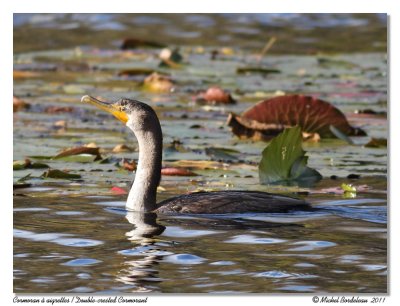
[{"x1": 127, "y1": 124, "x2": 162, "y2": 212}]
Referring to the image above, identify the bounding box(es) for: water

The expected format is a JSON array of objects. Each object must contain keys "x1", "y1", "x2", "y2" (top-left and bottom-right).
[
  {"x1": 14, "y1": 193, "x2": 386, "y2": 293},
  {"x1": 13, "y1": 13, "x2": 387, "y2": 293}
]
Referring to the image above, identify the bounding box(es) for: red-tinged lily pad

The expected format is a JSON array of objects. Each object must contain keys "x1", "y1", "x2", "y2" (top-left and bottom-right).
[
  {"x1": 122, "y1": 159, "x2": 136, "y2": 171},
  {"x1": 111, "y1": 186, "x2": 128, "y2": 195},
  {"x1": 228, "y1": 94, "x2": 366, "y2": 140},
  {"x1": 44, "y1": 106, "x2": 75, "y2": 114},
  {"x1": 161, "y1": 167, "x2": 198, "y2": 176},
  {"x1": 195, "y1": 86, "x2": 236, "y2": 105},
  {"x1": 53, "y1": 146, "x2": 102, "y2": 161}
]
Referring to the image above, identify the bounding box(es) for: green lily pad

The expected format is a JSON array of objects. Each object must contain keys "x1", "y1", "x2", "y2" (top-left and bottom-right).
[
  {"x1": 13, "y1": 160, "x2": 29, "y2": 170},
  {"x1": 259, "y1": 126, "x2": 322, "y2": 185},
  {"x1": 205, "y1": 147, "x2": 239, "y2": 161}
]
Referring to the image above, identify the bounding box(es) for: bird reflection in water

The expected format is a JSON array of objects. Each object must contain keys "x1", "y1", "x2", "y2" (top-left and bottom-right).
[{"x1": 116, "y1": 211, "x2": 166, "y2": 292}]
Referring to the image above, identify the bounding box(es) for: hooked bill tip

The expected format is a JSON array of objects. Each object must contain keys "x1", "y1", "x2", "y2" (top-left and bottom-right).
[{"x1": 81, "y1": 95, "x2": 92, "y2": 103}]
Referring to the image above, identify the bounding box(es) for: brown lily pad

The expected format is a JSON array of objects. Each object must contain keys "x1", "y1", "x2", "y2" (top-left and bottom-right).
[
  {"x1": 161, "y1": 167, "x2": 198, "y2": 176},
  {"x1": 118, "y1": 68, "x2": 158, "y2": 77},
  {"x1": 228, "y1": 95, "x2": 366, "y2": 140},
  {"x1": 41, "y1": 169, "x2": 81, "y2": 179},
  {"x1": 195, "y1": 86, "x2": 236, "y2": 105},
  {"x1": 113, "y1": 144, "x2": 134, "y2": 153},
  {"x1": 365, "y1": 138, "x2": 387, "y2": 148},
  {"x1": 13, "y1": 96, "x2": 30, "y2": 112},
  {"x1": 13, "y1": 70, "x2": 40, "y2": 79},
  {"x1": 44, "y1": 106, "x2": 75, "y2": 114},
  {"x1": 122, "y1": 159, "x2": 137, "y2": 171},
  {"x1": 53, "y1": 146, "x2": 102, "y2": 161},
  {"x1": 120, "y1": 38, "x2": 166, "y2": 49}
]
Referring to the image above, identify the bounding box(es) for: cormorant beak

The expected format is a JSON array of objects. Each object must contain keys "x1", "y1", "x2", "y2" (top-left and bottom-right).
[{"x1": 81, "y1": 95, "x2": 129, "y2": 124}]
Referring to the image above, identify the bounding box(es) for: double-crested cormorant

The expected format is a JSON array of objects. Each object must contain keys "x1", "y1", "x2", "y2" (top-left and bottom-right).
[{"x1": 81, "y1": 95, "x2": 309, "y2": 214}]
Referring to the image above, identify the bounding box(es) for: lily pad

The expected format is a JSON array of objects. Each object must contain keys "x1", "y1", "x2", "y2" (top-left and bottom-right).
[
  {"x1": 195, "y1": 86, "x2": 236, "y2": 105},
  {"x1": 259, "y1": 126, "x2": 322, "y2": 185},
  {"x1": 13, "y1": 159, "x2": 49, "y2": 170},
  {"x1": 142, "y1": 72, "x2": 174, "y2": 93},
  {"x1": 41, "y1": 169, "x2": 81, "y2": 179},
  {"x1": 236, "y1": 67, "x2": 281, "y2": 74},
  {"x1": 365, "y1": 138, "x2": 387, "y2": 148},
  {"x1": 161, "y1": 167, "x2": 198, "y2": 176},
  {"x1": 54, "y1": 154, "x2": 98, "y2": 163},
  {"x1": 205, "y1": 147, "x2": 239, "y2": 161},
  {"x1": 229, "y1": 95, "x2": 366, "y2": 139},
  {"x1": 53, "y1": 146, "x2": 102, "y2": 161},
  {"x1": 341, "y1": 183, "x2": 357, "y2": 193}
]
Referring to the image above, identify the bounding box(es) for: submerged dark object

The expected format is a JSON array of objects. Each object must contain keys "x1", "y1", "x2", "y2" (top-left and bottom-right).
[{"x1": 81, "y1": 95, "x2": 309, "y2": 214}]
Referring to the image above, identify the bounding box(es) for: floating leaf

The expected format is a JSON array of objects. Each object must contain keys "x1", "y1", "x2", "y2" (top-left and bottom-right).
[
  {"x1": 13, "y1": 70, "x2": 40, "y2": 79},
  {"x1": 13, "y1": 96, "x2": 31, "y2": 112},
  {"x1": 205, "y1": 147, "x2": 239, "y2": 161},
  {"x1": 236, "y1": 67, "x2": 280, "y2": 75},
  {"x1": 62, "y1": 85, "x2": 86, "y2": 95},
  {"x1": 13, "y1": 183, "x2": 32, "y2": 189},
  {"x1": 53, "y1": 146, "x2": 102, "y2": 161},
  {"x1": 365, "y1": 138, "x2": 387, "y2": 148},
  {"x1": 111, "y1": 186, "x2": 128, "y2": 194},
  {"x1": 28, "y1": 155, "x2": 53, "y2": 160},
  {"x1": 227, "y1": 113, "x2": 287, "y2": 141},
  {"x1": 55, "y1": 154, "x2": 97, "y2": 163},
  {"x1": 159, "y1": 48, "x2": 183, "y2": 68},
  {"x1": 44, "y1": 106, "x2": 75, "y2": 113},
  {"x1": 168, "y1": 160, "x2": 222, "y2": 170},
  {"x1": 118, "y1": 68, "x2": 158, "y2": 77},
  {"x1": 318, "y1": 57, "x2": 359, "y2": 69},
  {"x1": 122, "y1": 159, "x2": 136, "y2": 171},
  {"x1": 13, "y1": 159, "x2": 30, "y2": 170},
  {"x1": 195, "y1": 86, "x2": 236, "y2": 105},
  {"x1": 120, "y1": 38, "x2": 166, "y2": 49},
  {"x1": 13, "y1": 159, "x2": 49, "y2": 170},
  {"x1": 113, "y1": 144, "x2": 134, "y2": 153},
  {"x1": 41, "y1": 169, "x2": 81, "y2": 179},
  {"x1": 341, "y1": 183, "x2": 357, "y2": 198},
  {"x1": 142, "y1": 72, "x2": 174, "y2": 93},
  {"x1": 161, "y1": 167, "x2": 198, "y2": 176},
  {"x1": 259, "y1": 126, "x2": 322, "y2": 185},
  {"x1": 329, "y1": 125, "x2": 354, "y2": 144},
  {"x1": 229, "y1": 95, "x2": 366, "y2": 139},
  {"x1": 341, "y1": 183, "x2": 357, "y2": 193},
  {"x1": 17, "y1": 173, "x2": 33, "y2": 183}
]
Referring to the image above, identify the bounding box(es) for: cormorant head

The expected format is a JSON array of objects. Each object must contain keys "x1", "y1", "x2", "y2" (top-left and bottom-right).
[{"x1": 81, "y1": 95, "x2": 159, "y2": 132}]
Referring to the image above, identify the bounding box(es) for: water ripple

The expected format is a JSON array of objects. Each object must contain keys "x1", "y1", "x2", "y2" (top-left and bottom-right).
[
  {"x1": 287, "y1": 240, "x2": 337, "y2": 251},
  {"x1": 225, "y1": 234, "x2": 286, "y2": 244},
  {"x1": 14, "y1": 229, "x2": 103, "y2": 247},
  {"x1": 164, "y1": 254, "x2": 206, "y2": 265}
]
